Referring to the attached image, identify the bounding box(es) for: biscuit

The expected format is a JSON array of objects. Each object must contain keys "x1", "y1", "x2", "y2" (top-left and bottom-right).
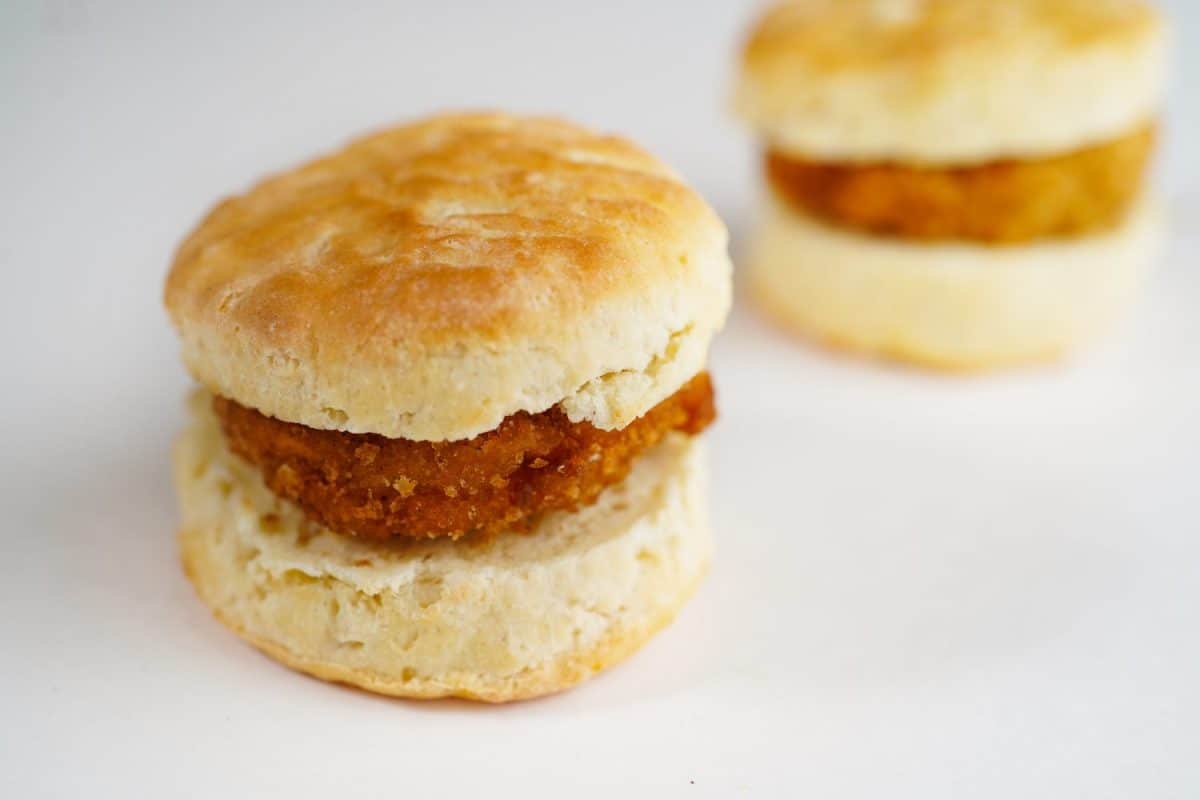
[
  {"x1": 735, "y1": 0, "x2": 1167, "y2": 164},
  {"x1": 165, "y1": 113, "x2": 731, "y2": 441},
  {"x1": 747, "y1": 194, "x2": 1164, "y2": 370},
  {"x1": 176, "y1": 392, "x2": 712, "y2": 702}
]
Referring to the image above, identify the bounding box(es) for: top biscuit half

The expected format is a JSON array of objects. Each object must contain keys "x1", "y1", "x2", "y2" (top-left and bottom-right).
[
  {"x1": 165, "y1": 112, "x2": 732, "y2": 441},
  {"x1": 734, "y1": 0, "x2": 1168, "y2": 164}
]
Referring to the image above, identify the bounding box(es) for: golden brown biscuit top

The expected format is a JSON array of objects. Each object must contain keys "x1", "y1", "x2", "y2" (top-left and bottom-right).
[
  {"x1": 164, "y1": 112, "x2": 731, "y2": 441},
  {"x1": 744, "y1": 0, "x2": 1159, "y2": 74},
  {"x1": 167, "y1": 111, "x2": 719, "y2": 355}
]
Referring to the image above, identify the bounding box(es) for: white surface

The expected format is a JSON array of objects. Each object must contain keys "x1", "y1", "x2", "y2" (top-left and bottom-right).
[{"x1": 2, "y1": 1, "x2": 1198, "y2": 797}]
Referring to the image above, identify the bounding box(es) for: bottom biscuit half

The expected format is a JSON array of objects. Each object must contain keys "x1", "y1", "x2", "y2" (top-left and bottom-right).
[
  {"x1": 747, "y1": 194, "x2": 1164, "y2": 371},
  {"x1": 174, "y1": 392, "x2": 712, "y2": 702}
]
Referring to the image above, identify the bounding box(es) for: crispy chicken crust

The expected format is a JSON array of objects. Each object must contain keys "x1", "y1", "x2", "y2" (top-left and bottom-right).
[
  {"x1": 214, "y1": 373, "x2": 715, "y2": 541},
  {"x1": 766, "y1": 125, "x2": 1154, "y2": 244}
]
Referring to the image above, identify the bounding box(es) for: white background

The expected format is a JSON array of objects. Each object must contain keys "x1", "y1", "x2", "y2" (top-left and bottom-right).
[{"x1": 3, "y1": 1, "x2": 1198, "y2": 797}]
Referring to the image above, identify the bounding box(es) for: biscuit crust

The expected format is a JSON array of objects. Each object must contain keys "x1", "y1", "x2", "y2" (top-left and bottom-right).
[
  {"x1": 165, "y1": 112, "x2": 730, "y2": 441},
  {"x1": 213, "y1": 373, "x2": 715, "y2": 540},
  {"x1": 765, "y1": 125, "x2": 1154, "y2": 244}
]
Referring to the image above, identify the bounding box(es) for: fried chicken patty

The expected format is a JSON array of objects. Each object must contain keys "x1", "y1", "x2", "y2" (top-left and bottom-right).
[
  {"x1": 214, "y1": 373, "x2": 715, "y2": 541},
  {"x1": 766, "y1": 125, "x2": 1154, "y2": 244}
]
